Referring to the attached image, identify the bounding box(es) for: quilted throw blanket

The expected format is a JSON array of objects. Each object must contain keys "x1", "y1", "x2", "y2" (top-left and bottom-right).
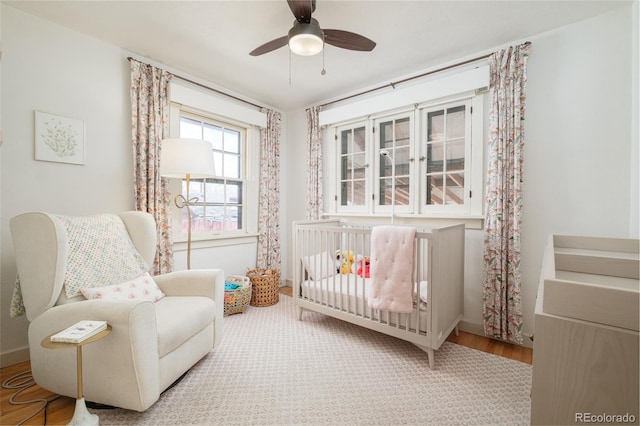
[
  {"x1": 10, "y1": 214, "x2": 149, "y2": 317},
  {"x1": 368, "y1": 225, "x2": 416, "y2": 313}
]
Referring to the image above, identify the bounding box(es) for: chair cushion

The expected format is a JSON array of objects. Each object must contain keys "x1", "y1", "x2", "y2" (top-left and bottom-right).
[{"x1": 154, "y1": 296, "x2": 216, "y2": 357}]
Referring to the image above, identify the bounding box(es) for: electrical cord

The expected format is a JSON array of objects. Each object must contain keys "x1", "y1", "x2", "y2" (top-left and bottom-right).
[{"x1": 2, "y1": 370, "x2": 60, "y2": 425}]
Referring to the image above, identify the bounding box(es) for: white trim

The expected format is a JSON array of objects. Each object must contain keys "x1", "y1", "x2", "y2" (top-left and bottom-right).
[
  {"x1": 170, "y1": 80, "x2": 267, "y2": 128},
  {"x1": 319, "y1": 65, "x2": 489, "y2": 126}
]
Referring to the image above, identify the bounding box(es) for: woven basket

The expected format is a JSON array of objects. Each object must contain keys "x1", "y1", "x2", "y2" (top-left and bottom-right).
[
  {"x1": 246, "y1": 268, "x2": 280, "y2": 307},
  {"x1": 224, "y1": 275, "x2": 252, "y2": 316}
]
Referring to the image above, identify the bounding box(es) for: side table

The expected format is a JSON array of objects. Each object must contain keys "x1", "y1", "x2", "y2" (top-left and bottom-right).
[{"x1": 42, "y1": 325, "x2": 112, "y2": 426}]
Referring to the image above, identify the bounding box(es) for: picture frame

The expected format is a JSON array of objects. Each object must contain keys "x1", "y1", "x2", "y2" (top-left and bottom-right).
[{"x1": 34, "y1": 111, "x2": 85, "y2": 165}]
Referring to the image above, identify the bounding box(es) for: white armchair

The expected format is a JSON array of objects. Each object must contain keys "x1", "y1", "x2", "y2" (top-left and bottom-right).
[{"x1": 10, "y1": 211, "x2": 224, "y2": 412}]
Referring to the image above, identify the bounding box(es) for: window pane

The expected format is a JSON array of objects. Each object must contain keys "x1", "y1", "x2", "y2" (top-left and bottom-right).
[
  {"x1": 427, "y1": 143, "x2": 444, "y2": 173},
  {"x1": 380, "y1": 159, "x2": 393, "y2": 177},
  {"x1": 341, "y1": 181, "x2": 351, "y2": 206},
  {"x1": 446, "y1": 106, "x2": 466, "y2": 139},
  {"x1": 395, "y1": 177, "x2": 410, "y2": 205},
  {"x1": 395, "y1": 117, "x2": 410, "y2": 147},
  {"x1": 445, "y1": 173, "x2": 464, "y2": 205},
  {"x1": 223, "y1": 153, "x2": 240, "y2": 178},
  {"x1": 353, "y1": 127, "x2": 366, "y2": 153},
  {"x1": 180, "y1": 117, "x2": 203, "y2": 139},
  {"x1": 426, "y1": 175, "x2": 444, "y2": 205},
  {"x1": 396, "y1": 148, "x2": 411, "y2": 174},
  {"x1": 352, "y1": 153, "x2": 366, "y2": 178},
  {"x1": 208, "y1": 206, "x2": 225, "y2": 231},
  {"x1": 380, "y1": 121, "x2": 393, "y2": 149},
  {"x1": 185, "y1": 180, "x2": 204, "y2": 201},
  {"x1": 213, "y1": 152, "x2": 223, "y2": 176},
  {"x1": 428, "y1": 110, "x2": 444, "y2": 141},
  {"x1": 225, "y1": 206, "x2": 239, "y2": 231},
  {"x1": 379, "y1": 178, "x2": 391, "y2": 205},
  {"x1": 353, "y1": 180, "x2": 366, "y2": 205},
  {"x1": 341, "y1": 130, "x2": 351, "y2": 154},
  {"x1": 224, "y1": 129, "x2": 240, "y2": 153},
  {"x1": 226, "y1": 181, "x2": 242, "y2": 203},
  {"x1": 341, "y1": 157, "x2": 349, "y2": 178},
  {"x1": 205, "y1": 180, "x2": 225, "y2": 203},
  {"x1": 447, "y1": 139, "x2": 465, "y2": 172},
  {"x1": 204, "y1": 124, "x2": 223, "y2": 150}
]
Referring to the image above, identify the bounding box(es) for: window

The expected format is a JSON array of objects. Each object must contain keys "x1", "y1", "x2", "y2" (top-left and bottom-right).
[
  {"x1": 376, "y1": 114, "x2": 413, "y2": 214},
  {"x1": 178, "y1": 113, "x2": 246, "y2": 234},
  {"x1": 331, "y1": 95, "x2": 483, "y2": 218},
  {"x1": 337, "y1": 122, "x2": 368, "y2": 210},
  {"x1": 420, "y1": 101, "x2": 473, "y2": 215}
]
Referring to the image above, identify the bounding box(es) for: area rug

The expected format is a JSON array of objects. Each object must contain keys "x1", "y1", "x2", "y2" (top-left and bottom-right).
[{"x1": 93, "y1": 295, "x2": 532, "y2": 425}]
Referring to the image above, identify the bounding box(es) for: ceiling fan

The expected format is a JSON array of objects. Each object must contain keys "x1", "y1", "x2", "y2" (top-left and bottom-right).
[{"x1": 249, "y1": 0, "x2": 376, "y2": 57}]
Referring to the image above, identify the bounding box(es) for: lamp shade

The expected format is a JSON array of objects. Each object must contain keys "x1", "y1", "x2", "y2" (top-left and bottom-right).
[
  {"x1": 160, "y1": 138, "x2": 215, "y2": 179},
  {"x1": 288, "y1": 18, "x2": 324, "y2": 56}
]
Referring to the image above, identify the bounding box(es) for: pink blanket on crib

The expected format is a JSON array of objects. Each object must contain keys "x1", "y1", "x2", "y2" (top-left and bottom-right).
[{"x1": 368, "y1": 225, "x2": 416, "y2": 313}]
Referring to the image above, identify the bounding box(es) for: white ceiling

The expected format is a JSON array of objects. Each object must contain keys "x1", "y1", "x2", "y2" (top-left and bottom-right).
[{"x1": 5, "y1": 0, "x2": 630, "y2": 110}]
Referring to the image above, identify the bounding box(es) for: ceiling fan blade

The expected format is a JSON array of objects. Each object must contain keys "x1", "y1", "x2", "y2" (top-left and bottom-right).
[
  {"x1": 324, "y1": 29, "x2": 376, "y2": 52},
  {"x1": 288, "y1": 0, "x2": 314, "y2": 23},
  {"x1": 249, "y1": 35, "x2": 289, "y2": 56}
]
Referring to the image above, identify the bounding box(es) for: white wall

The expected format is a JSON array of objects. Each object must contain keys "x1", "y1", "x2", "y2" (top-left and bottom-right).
[
  {"x1": 285, "y1": 5, "x2": 637, "y2": 346},
  {"x1": 1, "y1": 5, "x2": 133, "y2": 364},
  {"x1": 0, "y1": 5, "x2": 274, "y2": 364},
  {"x1": 522, "y1": 5, "x2": 634, "y2": 340}
]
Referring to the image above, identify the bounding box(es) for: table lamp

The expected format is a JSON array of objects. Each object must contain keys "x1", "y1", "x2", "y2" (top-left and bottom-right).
[{"x1": 160, "y1": 138, "x2": 215, "y2": 269}]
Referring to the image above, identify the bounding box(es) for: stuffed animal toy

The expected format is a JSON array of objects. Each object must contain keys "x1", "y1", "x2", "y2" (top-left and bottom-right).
[
  {"x1": 339, "y1": 250, "x2": 355, "y2": 275},
  {"x1": 357, "y1": 257, "x2": 371, "y2": 278},
  {"x1": 335, "y1": 250, "x2": 343, "y2": 273}
]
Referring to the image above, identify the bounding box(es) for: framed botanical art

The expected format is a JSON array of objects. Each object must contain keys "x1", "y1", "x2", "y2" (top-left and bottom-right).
[{"x1": 35, "y1": 111, "x2": 85, "y2": 165}]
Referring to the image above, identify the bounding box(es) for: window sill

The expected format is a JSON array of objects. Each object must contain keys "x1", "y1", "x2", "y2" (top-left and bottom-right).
[{"x1": 172, "y1": 232, "x2": 259, "y2": 251}]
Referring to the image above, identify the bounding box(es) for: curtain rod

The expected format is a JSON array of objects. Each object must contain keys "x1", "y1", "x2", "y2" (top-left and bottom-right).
[
  {"x1": 319, "y1": 41, "x2": 531, "y2": 109},
  {"x1": 127, "y1": 57, "x2": 266, "y2": 111}
]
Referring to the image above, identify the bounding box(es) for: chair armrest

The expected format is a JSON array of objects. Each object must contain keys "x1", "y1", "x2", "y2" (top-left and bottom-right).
[
  {"x1": 153, "y1": 269, "x2": 224, "y2": 300},
  {"x1": 29, "y1": 299, "x2": 160, "y2": 411},
  {"x1": 153, "y1": 269, "x2": 225, "y2": 347}
]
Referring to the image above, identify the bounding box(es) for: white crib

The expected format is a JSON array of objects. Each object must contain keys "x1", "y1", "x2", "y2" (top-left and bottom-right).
[{"x1": 293, "y1": 219, "x2": 465, "y2": 369}]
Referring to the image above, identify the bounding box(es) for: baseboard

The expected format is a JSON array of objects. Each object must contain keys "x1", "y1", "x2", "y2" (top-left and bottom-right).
[
  {"x1": 283, "y1": 278, "x2": 293, "y2": 287},
  {"x1": 457, "y1": 320, "x2": 534, "y2": 349},
  {"x1": 1, "y1": 346, "x2": 30, "y2": 368}
]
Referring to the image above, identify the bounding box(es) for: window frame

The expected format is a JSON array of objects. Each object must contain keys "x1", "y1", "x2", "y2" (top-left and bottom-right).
[
  {"x1": 328, "y1": 92, "x2": 484, "y2": 220},
  {"x1": 373, "y1": 111, "x2": 416, "y2": 216},
  {"x1": 169, "y1": 108, "x2": 251, "y2": 240},
  {"x1": 335, "y1": 120, "x2": 371, "y2": 213},
  {"x1": 418, "y1": 99, "x2": 473, "y2": 216}
]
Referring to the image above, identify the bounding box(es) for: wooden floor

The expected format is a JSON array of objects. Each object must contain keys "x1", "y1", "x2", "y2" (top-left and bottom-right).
[{"x1": 1, "y1": 287, "x2": 532, "y2": 425}]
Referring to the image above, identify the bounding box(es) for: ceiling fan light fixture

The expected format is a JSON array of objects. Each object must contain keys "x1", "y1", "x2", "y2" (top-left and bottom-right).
[{"x1": 288, "y1": 19, "x2": 324, "y2": 56}]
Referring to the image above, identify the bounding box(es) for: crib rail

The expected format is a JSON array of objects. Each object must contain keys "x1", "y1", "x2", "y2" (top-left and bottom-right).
[{"x1": 293, "y1": 220, "x2": 440, "y2": 342}]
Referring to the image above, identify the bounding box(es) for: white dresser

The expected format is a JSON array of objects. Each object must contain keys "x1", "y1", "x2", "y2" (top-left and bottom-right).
[{"x1": 531, "y1": 235, "x2": 639, "y2": 425}]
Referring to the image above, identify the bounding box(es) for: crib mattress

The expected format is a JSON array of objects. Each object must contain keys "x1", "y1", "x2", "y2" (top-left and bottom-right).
[{"x1": 299, "y1": 274, "x2": 429, "y2": 333}]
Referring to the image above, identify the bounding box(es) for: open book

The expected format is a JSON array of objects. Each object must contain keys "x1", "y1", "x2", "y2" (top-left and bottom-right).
[{"x1": 50, "y1": 320, "x2": 108, "y2": 343}]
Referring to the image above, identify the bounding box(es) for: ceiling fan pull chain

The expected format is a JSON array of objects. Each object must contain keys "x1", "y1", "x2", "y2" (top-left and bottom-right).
[
  {"x1": 289, "y1": 49, "x2": 292, "y2": 85},
  {"x1": 321, "y1": 39, "x2": 326, "y2": 76}
]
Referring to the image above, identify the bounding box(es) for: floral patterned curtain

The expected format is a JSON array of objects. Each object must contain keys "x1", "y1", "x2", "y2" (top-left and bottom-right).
[
  {"x1": 482, "y1": 43, "x2": 531, "y2": 345},
  {"x1": 130, "y1": 59, "x2": 173, "y2": 274},
  {"x1": 257, "y1": 110, "x2": 282, "y2": 273},
  {"x1": 306, "y1": 106, "x2": 323, "y2": 220}
]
